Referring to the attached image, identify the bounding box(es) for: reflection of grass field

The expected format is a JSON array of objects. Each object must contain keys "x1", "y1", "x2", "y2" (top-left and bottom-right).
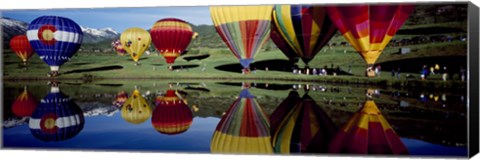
[{"x1": 3, "y1": 40, "x2": 467, "y2": 88}]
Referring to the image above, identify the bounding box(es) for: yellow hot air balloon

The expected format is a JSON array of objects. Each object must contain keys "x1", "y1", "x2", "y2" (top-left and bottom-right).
[
  {"x1": 121, "y1": 89, "x2": 152, "y2": 124},
  {"x1": 210, "y1": 5, "x2": 273, "y2": 73},
  {"x1": 211, "y1": 89, "x2": 273, "y2": 154},
  {"x1": 120, "y1": 27, "x2": 152, "y2": 65}
]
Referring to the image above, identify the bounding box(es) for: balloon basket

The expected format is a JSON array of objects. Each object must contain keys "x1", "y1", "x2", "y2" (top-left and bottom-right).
[{"x1": 366, "y1": 66, "x2": 376, "y2": 77}]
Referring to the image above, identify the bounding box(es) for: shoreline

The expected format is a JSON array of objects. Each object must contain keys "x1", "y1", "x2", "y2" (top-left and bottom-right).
[{"x1": 2, "y1": 75, "x2": 467, "y2": 90}]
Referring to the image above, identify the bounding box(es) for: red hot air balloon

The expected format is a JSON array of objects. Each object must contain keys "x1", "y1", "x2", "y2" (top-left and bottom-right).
[
  {"x1": 326, "y1": 5, "x2": 415, "y2": 77},
  {"x1": 152, "y1": 90, "x2": 193, "y2": 135},
  {"x1": 329, "y1": 100, "x2": 408, "y2": 154},
  {"x1": 150, "y1": 18, "x2": 194, "y2": 69},
  {"x1": 9, "y1": 35, "x2": 35, "y2": 66},
  {"x1": 12, "y1": 86, "x2": 38, "y2": 117}
]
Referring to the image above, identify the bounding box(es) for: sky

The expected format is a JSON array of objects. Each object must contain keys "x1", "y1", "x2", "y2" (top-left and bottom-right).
[{"x1": 1, "y1": 6, "x2": 213, "y2": 32}]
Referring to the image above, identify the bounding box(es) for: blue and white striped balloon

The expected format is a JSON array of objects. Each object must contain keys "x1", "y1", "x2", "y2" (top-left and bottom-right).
[
  {"x1": 29, "y1": 86, "x2": 85, "y2": 142},
  {"x1": 27, "y1": 16, "x2": 83, "y2": 74}
]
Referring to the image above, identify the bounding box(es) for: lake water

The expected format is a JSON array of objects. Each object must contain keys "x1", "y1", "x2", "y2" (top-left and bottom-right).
[{"x1": 2, "y1": 80, "x2": 468, "y2": 157}]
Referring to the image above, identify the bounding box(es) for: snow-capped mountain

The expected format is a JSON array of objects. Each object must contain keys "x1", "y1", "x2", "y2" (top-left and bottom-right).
[
  {"x1": 80, "y1": 26, "x2": 120, "y2": 43},
  {"x1": 1, "y1": 17, "x2": 120, "y2": 48},
  {"x1": 78, "y1": 102, "x2": 119, "y2": 117}
]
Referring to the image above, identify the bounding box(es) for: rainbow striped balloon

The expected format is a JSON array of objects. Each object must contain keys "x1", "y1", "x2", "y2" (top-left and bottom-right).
[
  {"x1": 211, "y1": 89, "x2": 273, "y2": 154},
  {"x1": 271, "y1": 5, "x2": 337, "y2": 66},
  {"x1": 210, "y1": 6, "x2": 273, "y2": 71}
]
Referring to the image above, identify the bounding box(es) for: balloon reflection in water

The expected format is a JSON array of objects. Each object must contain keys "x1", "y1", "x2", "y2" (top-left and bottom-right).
[
  {"x1": 329, "y1": 100, "x2": 408, "y2": 154},
  {"x1": 121, "y1": 89, "x2": 152, "y2": 124},
  {"x1": 113, "y1": 91, "x2": 129, "y2": 107},
  {"x1": 211, "y1": 89, "x2": 273, "y2": 154},
  {"x1": 12, "y1": 86, "x2": 38, "y2": 117},
  {"x1": 270, "y1": 91, "x2": 338, "y2": 153},
  {"x1": 29, "y1": 85, "x2": 85, "y2": 142},
  {"x1": 152, "y1": 90, "x2": 193, "y2": 135}
]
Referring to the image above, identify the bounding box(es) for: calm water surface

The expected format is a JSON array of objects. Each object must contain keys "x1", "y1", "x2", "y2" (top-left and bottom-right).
[{"x1": 2, "y1": 81, "x2": 468, "y2": 157}]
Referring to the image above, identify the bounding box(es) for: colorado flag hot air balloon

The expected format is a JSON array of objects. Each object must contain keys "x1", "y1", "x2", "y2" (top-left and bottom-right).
[
  {"x1": 29, "y1": 85, "x2": 85, "y2": 142},
  {"x1": 271, "y1": 5, "x2": 337, "y2": 69},
  {"x1": 211, "y1": 89, "x2": 273, "y2": 154},
  {"x1": 12, "y1": 86, "x2": 38, "y2": 117},
  {"x1": 27, "y1": 16, "x2": 83, "y2": 77},
  {"x1": 210, "y1": 6, "x2": 273, "y2": 74},
  {"x1": 151, "y1": 18, "x2": 194, "y2": 69},
  {"x1": 329, "y1": 100, "x2": 408, "y2": 155},
  {"x1": 152, "y1": 90, "x2": 193, "y2": 135},
  {"x1": 120, "y1": 27, "x2": 152, "y2": 65},
  {"x1": 326, "y1": 5, "x2": 415, "y2": 77},
  {"x1": 9, "y1": 35, "x2": 35, "y2": 66},
  {"x1": 270, "y1": 91, "x2": 338, "y2": 153},
  {"x1": 121, "y1": 89, "x2": 152, "y2": 124}
]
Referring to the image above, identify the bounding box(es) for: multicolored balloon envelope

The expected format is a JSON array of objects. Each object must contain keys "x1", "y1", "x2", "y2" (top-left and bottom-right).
[
  {"x1": 329, "y1": 100, "x2": 408, "y2": 154},
  {"x1": 211, "y1": 89, "x2": 273, "y2": 154},
  {"x1": 271, "y1": 91, "x2": 338, "y2": 153},
  {"x1": 12, "y1": 86, "x2": 38, "y2": 117},
  {"x1": 27, "y1": 16, "x2": 83, "y2": 76},
  {"x1": 210, "y1": 6, "x2": 273, "y2": 72},
  {"x1": 28, "y1": 86, "x2": 84, "y2": 142},
  {"x1": 113, "y1": 91, "x2": 129, "y2": 107},
  {"x1": 326, "y1": 5, "x2": 415, "y2": 76},
  {"x1": 112, "y1": 39, "x2": 127, "y2": 56},
  {"x1": 152, "y1": 90, "x2": 193, "y2": 135},
  {"x1": 9, "y1": 35, "x2": 35, "y2": 65},
  {"x1": 120, "y1": 27, "x2": 152, "y2": 64},
  {"x1": 271, "y1": 5, "x2": 337, "y2": 67},
  {"x1": 121, "y1": 89, "x2": 152, "y2": 124},
  {"x1": 150, "y1": 18, "x2": 194, "y2": 66}
]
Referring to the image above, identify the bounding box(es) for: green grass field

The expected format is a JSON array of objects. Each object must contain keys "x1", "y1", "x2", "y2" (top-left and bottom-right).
[{"x1": 3, "y1": 39, "x2": 467, "y2": 89}]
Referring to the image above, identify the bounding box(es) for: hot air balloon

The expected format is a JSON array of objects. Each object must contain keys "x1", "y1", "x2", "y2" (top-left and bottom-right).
[
  {"x1": 12, "y1": 86, "x2": 38, "y2": 117},
  {"x1": 9, "y1": 35, "x2": 35, "y2": 66},
  {"x1": 120, "y1": 27, "x2": 152, "y2": 65},
  {"x1": 329, "y1": 100, "x2": 408, "y2": 154},
  {"x1": 271, "y1": 5, "x2": 337, "y2": 70},
  {"x1": 113, "y1": 90, "x2": 128, "y2": 107},
  {"x1": 121, "y1": 89, "x2": 152, "y2": 124},
  {"x1": 27, "y1": 16, "x2": 83, "y2": 77},
  {"x1": 326, "y1": 5, "x2": 415, "y2": 77},
  {"x1": 152, "y1": 90, "x2": 193, "y2": 135},
  {"x1": 210, "y1": 6, "x2": 273, "y2": 74},
  {"x1": 29, "y1": 85, "x2": 85, "y2": 142},
  {"x1": 150, "y1": 18, "x2": 194, "y2": 69},
  {"x1": 112, "y1": 39, "x2": 127, "y2": 56},
  {"x1": 270, "y1": 91, "x2": 338, "y2": 153},
  {"x1": 211, "y1": 89, "x2": 273, "y2": 154}
]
